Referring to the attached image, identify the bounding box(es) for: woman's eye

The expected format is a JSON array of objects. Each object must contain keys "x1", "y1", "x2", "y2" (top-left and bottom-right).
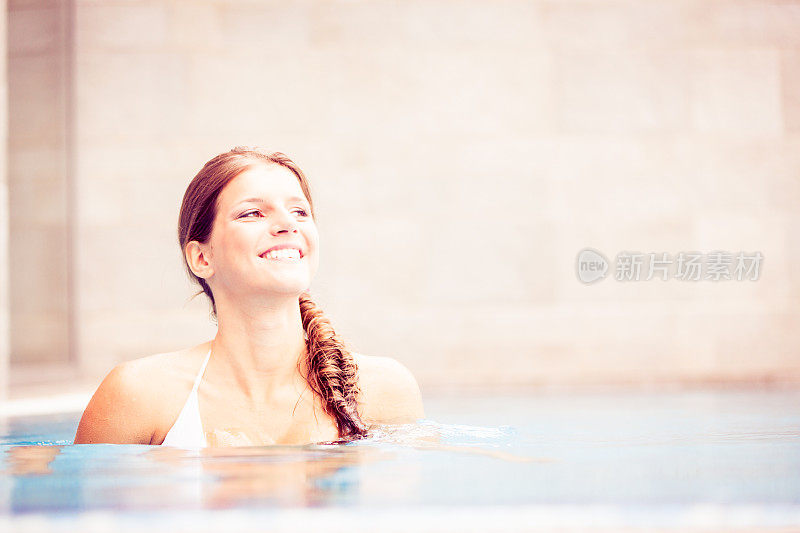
[{"x1": 239, "y1": 208, "x2": 308, "y2": 219}]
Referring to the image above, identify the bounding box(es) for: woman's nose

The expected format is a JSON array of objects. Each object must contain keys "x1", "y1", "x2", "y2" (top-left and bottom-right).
[{"x1": 270, "y1": 210, "x2": 298, "y2": 235}]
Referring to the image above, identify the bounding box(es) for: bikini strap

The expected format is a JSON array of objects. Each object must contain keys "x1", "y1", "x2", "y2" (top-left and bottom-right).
[{"x1": 190, "y1": 347, "x2": 213, "y2": 394}]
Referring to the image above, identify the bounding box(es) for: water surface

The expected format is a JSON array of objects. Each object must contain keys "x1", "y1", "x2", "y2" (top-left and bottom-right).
[{"x1": 1, "y1": 389, "x2": 798, "y2": 530}]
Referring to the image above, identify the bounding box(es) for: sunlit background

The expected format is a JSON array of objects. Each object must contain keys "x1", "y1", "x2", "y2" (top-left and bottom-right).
[{"x1": 2, "y1": 0, "x2": 799, "y2": 411}]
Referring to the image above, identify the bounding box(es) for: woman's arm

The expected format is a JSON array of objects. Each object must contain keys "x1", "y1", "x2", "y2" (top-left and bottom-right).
[
  {"x1": 353, "y1": 353, "x2": 425, "y2": 424},
  {"x1": 73, "y1": 362, "x2": 156, "y2": 445}
]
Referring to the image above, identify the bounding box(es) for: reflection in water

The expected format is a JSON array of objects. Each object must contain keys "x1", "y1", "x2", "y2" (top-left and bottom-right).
[
  {"x1": 0, "y1": 421, "x2": 539, "y2": 513},
  {"x1": 140, "y1": 422, "x2": 542, "y2": 508},
  {"x1": 146, "y1": 443, "x2": 394, "y2": 508},
  {"x1": 1, "y1": 445, "x2": 85, "y2": 513},
  {"x1": 3, "y1": 445, "x2": 62, "y2": 475}
]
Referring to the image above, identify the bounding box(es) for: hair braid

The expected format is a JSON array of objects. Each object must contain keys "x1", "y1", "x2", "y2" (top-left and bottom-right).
[{"x1": 299, "y1": 292, "x2": 368, "y2": 438}]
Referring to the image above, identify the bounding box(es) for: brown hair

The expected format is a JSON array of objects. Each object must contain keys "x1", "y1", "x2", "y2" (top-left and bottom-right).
[{"x1": 177, "y1": 147, "x2": 368, "y2": 438}]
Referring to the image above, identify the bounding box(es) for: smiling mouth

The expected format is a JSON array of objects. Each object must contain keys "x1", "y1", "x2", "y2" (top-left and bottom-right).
[{"x1": 260, "y1": 249, "x2": 302, "y2": 261}]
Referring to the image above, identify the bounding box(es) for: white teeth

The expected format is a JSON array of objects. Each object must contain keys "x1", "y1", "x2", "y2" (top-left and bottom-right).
[{"x1": 263, "y1": 248, "x2": 301, "y2": 260}]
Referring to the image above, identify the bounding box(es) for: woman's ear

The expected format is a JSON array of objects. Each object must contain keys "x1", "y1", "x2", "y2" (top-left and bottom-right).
[{"x1": 185, "y1": 240, "x2": 214, "y2": 279}]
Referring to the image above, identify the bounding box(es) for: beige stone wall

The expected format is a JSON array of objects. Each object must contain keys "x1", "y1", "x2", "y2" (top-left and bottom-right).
[
  {"x1": 7, "y1": 0, "x2": 71, "y2": 367},
  {"x1": 18, "y1": 0, "x2": 800, "y2": 389},
  {"x1": 1, "y1": 0, "x2": 8, "y2": 400}
]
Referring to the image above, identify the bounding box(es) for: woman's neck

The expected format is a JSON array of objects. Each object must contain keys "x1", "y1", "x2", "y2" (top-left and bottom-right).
[{"x1": 210, "y1": 295, "x2": 310, "y2": 403}]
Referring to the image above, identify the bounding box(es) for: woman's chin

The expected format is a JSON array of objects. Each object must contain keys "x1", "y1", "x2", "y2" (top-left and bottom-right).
[{"x1": 259, "y1": 277, "x2": 311, "y2": 295}]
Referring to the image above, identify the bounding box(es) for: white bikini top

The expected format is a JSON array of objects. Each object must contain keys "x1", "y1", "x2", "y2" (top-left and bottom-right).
[{"x1": 161, "y1": 347, "x2": 212, "y2": 448}]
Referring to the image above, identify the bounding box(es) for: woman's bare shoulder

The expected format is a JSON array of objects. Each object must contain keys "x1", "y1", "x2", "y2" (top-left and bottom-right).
[
  {"x1": 121, "y1": 342, "x2": 214, "y2": 383},
  {"x1": 73, "y1": 345, "x2": 204, "y2": 445},
  {"x1": 108, "y1": 349, "x2": 192, "y2": 397},
  {"x1": 122, "y1": 348, "x2": 193, "y2": 379},
  {"x1": 351, "y1": 352, "x2": 425, "y2": 424}
]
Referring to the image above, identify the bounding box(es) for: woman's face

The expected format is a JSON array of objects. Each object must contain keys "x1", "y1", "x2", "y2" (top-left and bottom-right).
[{"x1": 203, "y1": 163, "x2": 319, "y2": 299}]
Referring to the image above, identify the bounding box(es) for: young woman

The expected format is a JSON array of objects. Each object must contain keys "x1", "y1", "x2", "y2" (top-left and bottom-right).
[{"x1": 75, "y1": 147, "x2": 424, "y2": 447}]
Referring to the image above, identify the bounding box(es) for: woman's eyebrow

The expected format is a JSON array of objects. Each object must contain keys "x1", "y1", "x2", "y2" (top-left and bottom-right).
[{"x1": 233, "y1": 196, "x2": 309, "y2": 208}]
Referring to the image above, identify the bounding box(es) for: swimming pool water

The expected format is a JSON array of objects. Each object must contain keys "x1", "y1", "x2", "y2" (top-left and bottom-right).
[{"x1": 1, "y1": 389, "x2": 799, "y2": 531}]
